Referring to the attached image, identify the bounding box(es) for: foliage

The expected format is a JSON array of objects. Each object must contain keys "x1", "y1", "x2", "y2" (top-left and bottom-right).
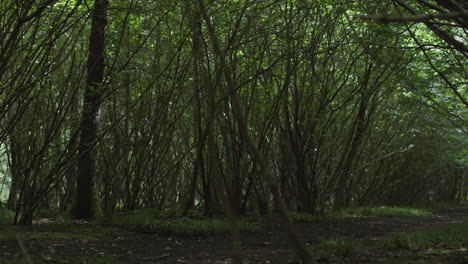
[
  {"x1": 317, "y1": 237, "x2": 361, "y2": 257},
  {"x1": 381, "y1": 219, "x2": 468, "y2": 249},
  {"x1": 293, "y1": 207, "x2": 433, "y2": 223},
  {"x1": 291, "y1": 211, "x2": 349, "y2": 222},
  {"x1": 291, "y1": 212, "x2": 323, "y2": 222},
  {"x1": 342, "y1": 207, "x2": 433, "y2": 217},
  {"x1": 113, "y1": 210, "x2": 259, "y2": 235}
]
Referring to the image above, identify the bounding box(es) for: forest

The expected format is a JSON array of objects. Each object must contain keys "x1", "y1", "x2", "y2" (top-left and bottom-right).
[{"x1": 0, "y1": 0, "x2": 467, "y2": 263}]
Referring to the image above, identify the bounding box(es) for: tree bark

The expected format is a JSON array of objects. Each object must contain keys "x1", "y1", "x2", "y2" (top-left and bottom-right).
[{"x1": 72, "y1": 0, "x2": 109, "y2": 219}]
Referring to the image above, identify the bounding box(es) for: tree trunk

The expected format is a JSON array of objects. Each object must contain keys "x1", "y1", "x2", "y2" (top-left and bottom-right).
[
  {"x1": 72, "y1": 0, "x2": 109, "y2": 219},
  {"x1": 197, "y1": 1, "x2": 313, "y2": 263},
  {"x1": 6, "y1": 135, "x2": 22, "y2": 211},
  {"x1": 334, "y1": 88, "x2": 371, "y2": 210}
]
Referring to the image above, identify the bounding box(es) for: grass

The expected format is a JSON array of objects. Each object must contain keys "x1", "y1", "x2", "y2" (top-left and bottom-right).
[
  {"x1": 342, "y1": 206, "x2": 433, "y2": 217},
  {"x1": 290, "y1": 211, "x2": 352, "y2": 223},
  {"x1": 317, "y1": 237, "x2": 361, "y2": 257},
  {"x1": 113, "y1": 210, "x2": 259, "y2": 235},
  {"x1": 290, "y1": 212, "x2": 323, "y2": 222},
  {"x1": 290, "y1": 210, "x2": 350, "y2": 223},
  {"x1": 381, "y1": 218, "x2": 468, "y2": 249},
  {"x1": 291, "y1": 206, "x2": 432, "y2": 223}
]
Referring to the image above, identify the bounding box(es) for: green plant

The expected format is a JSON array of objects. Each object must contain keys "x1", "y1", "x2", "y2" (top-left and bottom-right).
[
  {"x1": 318, "y1": 237, "x2": 361, "y2": 257},
  {"x1": 148, "y1": 218, "x2": 259, "y2": 235},
  {"x1": 113, "y1": 210, "x2": 259, "y2": 235},
  {"x1": 290, "y1": 212, "x2": 323, "y2": 222},
  {"x1": 381, "y1": 233, "x2": 415, "y2": 249},
  {"x1": 381, "y1": 219, "x2": 468, "y2": 249},
  {"x1": 291, "y1": 211, "x2": 352, "y2": 222},
  {"x1": 112, "y1": 209, "x2": 161, "y2": 231},
  {"x1": 343, "y1": 206, "x2": 433, "y2": 217}
]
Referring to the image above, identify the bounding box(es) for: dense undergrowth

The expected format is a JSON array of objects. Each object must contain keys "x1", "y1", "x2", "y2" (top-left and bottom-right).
[
  {"x1": 0, "y1": 205, "x2": 460, "y2": 231},
  {"x1": 291, "y1": 206, "x2": 434, "y2": 223},
  {"x1": 342, "y1": 206, "x2": 433, "y2": 217},
  {"x1": 382, "y1": 218, "x2": 468, "y2": 249},
  {"x1": 317, "y1": 237, "x2": 362, "y2": 257},
  {"x1": 111, "y1": 209, "x2": 259, "y2": 234}
]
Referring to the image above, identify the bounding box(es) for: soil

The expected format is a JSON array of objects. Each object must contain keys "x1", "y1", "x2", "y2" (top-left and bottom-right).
[{"x1": 0, "y1": 210, "x2": 467, "y2": 264}]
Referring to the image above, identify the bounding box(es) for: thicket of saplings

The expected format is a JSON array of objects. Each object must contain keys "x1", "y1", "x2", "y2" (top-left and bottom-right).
[
  {"x1": 1, "y1": 175, "x2": 466, "y2": 232},
  {"x1": 3, "y1": 130, "x2": 465, "y2": 227}
]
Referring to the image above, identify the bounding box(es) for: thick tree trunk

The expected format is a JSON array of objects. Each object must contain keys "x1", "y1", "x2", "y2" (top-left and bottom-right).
[{"x1": 72, "y1": 0, "x2": 109, "y2": 219}]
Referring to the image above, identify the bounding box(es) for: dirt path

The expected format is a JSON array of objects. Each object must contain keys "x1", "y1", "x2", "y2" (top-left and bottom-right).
[{"x1": 1, "y1": 211, "x2": 467, "y2": 264}]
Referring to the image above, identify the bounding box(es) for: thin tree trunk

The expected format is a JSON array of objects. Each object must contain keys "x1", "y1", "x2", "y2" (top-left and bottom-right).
[
  {"x1": 72, "y1": 0, "x2": 109, "y2": 219},
  {"x1": 181, "y1": 11, "x2": 206, "y2": 214},
  {"x1": 197, "y1": 1, "x2": 313, "y2": 263},
  {"x1": 334, "y1": 72, "x2": 372, "y2": 210}
]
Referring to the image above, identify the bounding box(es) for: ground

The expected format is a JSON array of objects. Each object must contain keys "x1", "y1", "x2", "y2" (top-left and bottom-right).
[{"x1": 0, "y1": 210, "x2": 467, "y2": 264}]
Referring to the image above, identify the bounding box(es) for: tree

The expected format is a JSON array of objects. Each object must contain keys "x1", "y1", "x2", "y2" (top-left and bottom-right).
[
  {"x1": 360, "y1": 0, "x2": 468, "y2": 107},
  {"x1": 72, "y1": 0, "x2": 110, "y2": 219}
]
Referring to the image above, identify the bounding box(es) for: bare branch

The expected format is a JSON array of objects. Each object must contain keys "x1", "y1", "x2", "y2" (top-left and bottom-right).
[{"x1": 357, "y1": 11, "x2": 468, "y2": 23}]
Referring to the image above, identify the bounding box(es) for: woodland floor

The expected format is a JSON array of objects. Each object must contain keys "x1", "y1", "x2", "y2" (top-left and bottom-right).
[{"x1": 0, "y1": 210, "x2": 467, "y2": 264}]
